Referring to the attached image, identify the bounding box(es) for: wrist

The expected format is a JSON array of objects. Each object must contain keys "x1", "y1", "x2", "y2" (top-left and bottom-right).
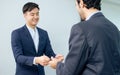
[{"x1": 35, "y1": 57, "x2": 39, "y2": 64}]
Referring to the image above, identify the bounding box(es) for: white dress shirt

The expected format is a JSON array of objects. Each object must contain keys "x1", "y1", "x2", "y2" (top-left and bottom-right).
[
  {"x1": 26, "y1": 25, "x2": 39, "y2": 65},
  {"x1": 26, "y1": 25, "x2": 39, "y2": 52}
]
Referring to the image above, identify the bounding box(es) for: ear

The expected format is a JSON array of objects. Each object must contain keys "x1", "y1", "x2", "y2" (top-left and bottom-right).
[
  {"x1": 80, "y1": 0, "x2": 87, "y2": 8},
  {"x1": 75, "y1": 0, "x2": 81, "y2": 9},
  {"x1": 75, "y1": 1, "x2": 79, "y2": 7}
]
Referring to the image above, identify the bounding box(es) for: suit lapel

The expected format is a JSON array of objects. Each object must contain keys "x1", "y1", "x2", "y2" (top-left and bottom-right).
[
  {"x1": 37, "y1": 27, "x2": 44, "y2": 54},
  {"x1": 23, "y1": 25, "x2": 37, "y2": 53},
  {"x1": 23, "y1": 25, "x2": 45, "y2": 55}
]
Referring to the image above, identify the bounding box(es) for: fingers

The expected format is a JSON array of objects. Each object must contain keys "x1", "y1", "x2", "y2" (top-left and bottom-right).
[
  {"x1": 41, "y1": 55, "x2": 50, "y2": 66},
  {"x1": 41, "y1": 61, "x2": 49, "y2": 66},
  {"x1": 55, "y1": 54, "x2": 63, "y2": 58},
  {"x1": 35, "y1": 55, "x2": 50, "y2": 66},
  {"x1": 43, "y1": 55, "x2": 50, "y2": 62},
  {"x1": 49, "y1": 58, "x2": 57, "y2": 69},
  {"x1": 35, "y1": 54, "x2": 64, "y2": 68},
  {"x1": 55, "y1": 54, "x2": 64, "y2": 62}
]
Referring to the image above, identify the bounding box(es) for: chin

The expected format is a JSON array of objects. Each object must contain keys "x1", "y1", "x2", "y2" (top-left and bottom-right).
[
  {"x1": 80, "y1": 18, "x2": 85, "y2": 21},
  {"x1": 31, "y1": 23, "x2": 37, "y2": 27},
  {"x1": 32, "y1": 22, "x2": 38, "y2": 26},
  {"x1": 81, "y1": 19, "x2": 85, "y2": 21}
]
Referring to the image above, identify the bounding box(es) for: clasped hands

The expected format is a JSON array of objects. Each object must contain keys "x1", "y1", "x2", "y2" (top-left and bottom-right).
[{"x1": 35, "y1": 54, "x2": 64, "y2": 69}]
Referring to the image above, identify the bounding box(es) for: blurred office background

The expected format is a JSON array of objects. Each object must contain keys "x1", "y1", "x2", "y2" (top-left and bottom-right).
[{"x1": 0, "y1": 0, "x2": 120, "y2": 75}]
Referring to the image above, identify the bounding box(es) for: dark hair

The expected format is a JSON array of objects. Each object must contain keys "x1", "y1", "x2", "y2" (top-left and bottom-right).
[
  {"x1": 22, "y1": 2, "x2": 40, "y2": 14},
  {"x1": 77, "y1": 0, "x2": 101, "y2": 10}
]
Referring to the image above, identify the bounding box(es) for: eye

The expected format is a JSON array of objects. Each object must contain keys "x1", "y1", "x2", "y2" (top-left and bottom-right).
[
  {"x1": 30, "y1": 13, "x2": 34, "y2": 16},
  {"x1": 36, "y1": 12, "x2": 39, "y2": 16}
]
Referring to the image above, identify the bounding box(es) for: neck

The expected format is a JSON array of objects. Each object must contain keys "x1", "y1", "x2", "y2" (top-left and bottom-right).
[
  {"x1": 26, "y1": 23, "x2": 36, "y2": 29},
  {"x1": 84, "y1": 8, "x2": 99, "y2": 20}
]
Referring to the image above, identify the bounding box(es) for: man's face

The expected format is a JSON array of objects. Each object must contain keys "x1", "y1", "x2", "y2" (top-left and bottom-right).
[{"x1": 24, "y1": 8, "x2": 39, "y2": 26}]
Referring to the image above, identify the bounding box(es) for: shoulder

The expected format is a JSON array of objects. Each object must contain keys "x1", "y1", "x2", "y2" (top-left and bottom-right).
[
  {"x1": 37, "y1": 27, "x2": 46, "y2": 32},
  {"x1": 11, "y1": 26, "x2": 25, "y2": 40},
  {"x1": 37, "y1": 27, "x2": 48, "y2": 35},
  {"x1": 72, "y1": 21, "x2": 90, "y2": 29},
  {"x1": 12, "y1": 26, "x2": 25, "y2": 35},
  {"x1": 71, "y1": 21, "x2": 87, "y2": 33}
]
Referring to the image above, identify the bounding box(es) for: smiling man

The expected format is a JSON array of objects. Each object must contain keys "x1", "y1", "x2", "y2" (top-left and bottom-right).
[{"x1": 11, "y1": 2, "x2": 63, "y2": 75}]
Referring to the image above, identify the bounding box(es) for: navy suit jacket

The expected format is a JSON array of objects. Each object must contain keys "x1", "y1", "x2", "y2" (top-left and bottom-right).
[
  {"x1": 11, "y1": 25, "x2": 55, "y2": 75},
  {"x1": 56, "y1": 12, "x2": 120, "y2": 75}
]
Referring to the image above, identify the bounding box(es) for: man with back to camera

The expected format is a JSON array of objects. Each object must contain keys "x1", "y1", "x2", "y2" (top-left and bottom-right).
[
  {"x1": 49, "y1": 0, "x2": 120, "y2": 75},
  {"x1": 11, "y1": 2, "x2": 63, "y2": 75}
]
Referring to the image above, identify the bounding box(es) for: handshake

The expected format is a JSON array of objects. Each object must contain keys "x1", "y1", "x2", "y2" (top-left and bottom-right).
[{"x1": 35, "y1": 54, "x2": 64, "y2": 69}]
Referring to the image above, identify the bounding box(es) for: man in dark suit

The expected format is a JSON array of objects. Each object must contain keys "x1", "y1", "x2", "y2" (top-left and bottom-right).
[
  {"x1": 11, "y1": 2, "x2": 63, "y2": 75},
  {"x1": 49, "y1": 0, "x2": 120, "y2": 75}
]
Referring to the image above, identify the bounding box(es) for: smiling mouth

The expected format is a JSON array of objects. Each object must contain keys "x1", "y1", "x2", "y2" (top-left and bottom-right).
[{"x1": 33, "y1": 19, "x2": 39, "y2": 22}]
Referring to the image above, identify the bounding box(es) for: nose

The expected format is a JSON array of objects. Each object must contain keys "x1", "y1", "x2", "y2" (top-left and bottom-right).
[{"x1": 34, "y1": 15, "x2": 39, "y2": 19}]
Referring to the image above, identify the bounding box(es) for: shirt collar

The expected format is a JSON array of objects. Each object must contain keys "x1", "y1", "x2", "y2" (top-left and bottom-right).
[
  {"x1": 86, "y1": 11, "x2": 101, "y2": 21},
  {"x1": 26, "y1": 24, "x2": 37, "y2": 32}
]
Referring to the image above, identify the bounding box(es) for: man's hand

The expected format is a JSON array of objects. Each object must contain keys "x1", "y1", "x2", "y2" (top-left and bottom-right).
[
  {"x1": 49, "y1": 54, "x2": 64, "y2": 69},
  {"x1": 49, "y1": 57, "x2": 59, "y2": 69},
  {"x1": 55, "y1": 54, "x2": 64, "y2": 62},
  {"x1": 35, "y1": 55, "x2": 50, "y2": 66}
]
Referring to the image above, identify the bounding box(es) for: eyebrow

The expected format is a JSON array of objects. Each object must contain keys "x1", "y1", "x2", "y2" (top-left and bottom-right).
[{"x1": 30, "y1": 12, "x2": 39, "y2": 14}]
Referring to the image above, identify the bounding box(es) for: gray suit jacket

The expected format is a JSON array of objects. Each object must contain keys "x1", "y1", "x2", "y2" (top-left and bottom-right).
[{"x1": 56, "y1": 12, "x2": 120, "y2": 75}]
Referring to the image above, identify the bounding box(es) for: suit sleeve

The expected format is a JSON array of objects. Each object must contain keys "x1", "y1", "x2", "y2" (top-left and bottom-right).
[
  {"x1": 44, "y1": 31, "x2": 56, "y2": 57},
  {"x1": 56, "y1": 25, "x2": 89, "y2": 75},
  {"x1": 11, "y1": 30, "x2": 34, "y2": 66}
]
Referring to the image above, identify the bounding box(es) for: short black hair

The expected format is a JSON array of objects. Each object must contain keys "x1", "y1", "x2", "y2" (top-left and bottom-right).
[
  {"x1": 77, "y1": 0, "x2": 101, "y2": 10},
  {"x1": 22, "y1": 2, "x2": 40, "y2": 14}
]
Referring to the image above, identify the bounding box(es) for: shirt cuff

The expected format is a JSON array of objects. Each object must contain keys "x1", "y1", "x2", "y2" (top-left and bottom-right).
[{"x1": 33, "y1": 57, "x2": 37, "y2": 65}]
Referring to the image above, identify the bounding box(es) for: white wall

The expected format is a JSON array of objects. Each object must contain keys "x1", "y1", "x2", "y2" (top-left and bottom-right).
[{"x1": 0, "y1": 0, "x2": 120, "y2": 75}]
